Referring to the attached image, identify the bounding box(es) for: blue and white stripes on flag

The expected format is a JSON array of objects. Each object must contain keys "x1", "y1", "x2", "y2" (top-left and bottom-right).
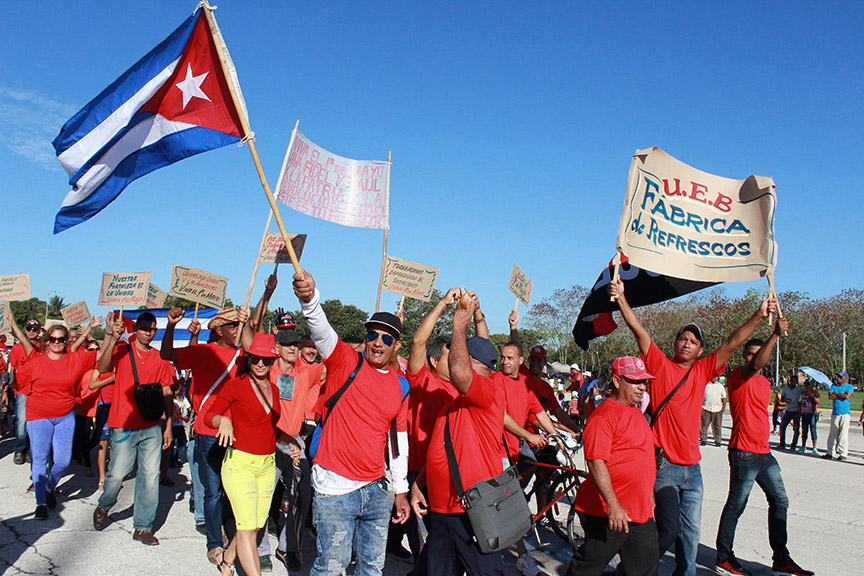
[
  {"x1": 119, "y1": 307, "x2": 218, "y2": 350},
  {"x1": 53, "y1": 8, "x2": 247, "y2": 233}
]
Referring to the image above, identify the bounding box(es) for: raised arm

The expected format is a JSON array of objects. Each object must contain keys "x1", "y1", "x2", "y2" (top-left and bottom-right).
[
  {"x1": 715, "y1": 297, "x2": 775, "y2": 373},
  {"x1": 448, "y1": 301, "x2": 476, "y2": 395},
  {"x1": 160, "y1": 307, "x2": 186, "y2": 362},
  {"x1": 98, "y1": 315, "x2": 123, "y2": 374},
  {"x1": 7, "y1": 310, "x2": 32, "y2": 356},
  {"x1": 408, "y1": 288, "x2": 460, "y2": 374},
  {"x1": 741, "y1": 316, "x2": 788, "y2": 381},
  {"x1": 607, "y1": 279, "x2": 651, "y2": 357},
  {"x1": 508, "y1": 309, "x2": 519, "y2": 345},
  {"x1": 293, "y1": 271, "x2": 339, "y2": 359},
  {"x1": 70, "y1": 316, "x2": 100, "y2": 352},
  {"x1": 473, "y1": 294, "x2": 489, "y2": 339},
  {"x1": 252, "y1": 271, "x2": 278, "y2": 333}
]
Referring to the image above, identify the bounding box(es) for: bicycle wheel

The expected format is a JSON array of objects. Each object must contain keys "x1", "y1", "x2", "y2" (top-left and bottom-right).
[
  {"x1": 544, "y1": 469, "x2": 588, "y2": 543},
  {"x1": 567, "y1": 507, "x2": 585, "y2": 551}
]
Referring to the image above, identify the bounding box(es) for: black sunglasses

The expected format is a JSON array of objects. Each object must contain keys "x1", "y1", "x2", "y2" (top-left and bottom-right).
[
  {"x1": 248, "y1": 355, "x2": 276, "y2": 367},
  {"x1": 26, "y1": 326, "x2": 39, "y2": 332},
  {"x1": 366, "y1": 330, "x2": 395, "y2": 347},
  {"x1": 48, "y1": 336, "x2": 68, "y2": 344}
]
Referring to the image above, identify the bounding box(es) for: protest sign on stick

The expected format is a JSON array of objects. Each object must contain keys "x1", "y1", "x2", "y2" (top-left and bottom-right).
[
  {"x1": 258, "y1": 233, "x2": 307, "y2": 264},
  {"x1": 616, "y1": 147, "x2": 777, "y2": 283},
  {"x1": 381, "y1": 255, "x2": 439, "y2": 302},
  {"x1": 169, "y1": 265, "x2": 228, "y2": 309},
  {"x1": 0, "y1": 301, "x2": 12, "y2": 334},
  {"x1": 60, "y1": 301, "x2": 91, "y2": 327},
  {"x1": 98, "y1": 272, "x2": 151, "y2": 308},
  {"x1": 146, "y1": 283, "x2": 168, "y2": 309},
  {"x1": 0, "y1": 274, "x2": 31, "y2": 301},
  {"x1": 509, "y1": 263, "x2": 533, "y2": 309}
]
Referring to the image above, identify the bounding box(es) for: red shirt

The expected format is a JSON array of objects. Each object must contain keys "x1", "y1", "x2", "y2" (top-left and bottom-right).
[
  {"x1": 575, "y1": 398, "x2": 656, "y2": 523},
  {"x1": 495, "y1": 371, "x2": 544, "y2": 457},
  {"x1": 299, "y1": 357, "x2": 325, "y2": 421},
  {"x1": 9, "y1": 342, "x2": 39, "y2": 394},
  {"x1": 520, "y1": 365, "x2": 559, "y2": 433},
  {"x1": 407, "y1": 364, "x2": 458, "y2": 472},
  {"x1": 206, "y1": 375, "x2": 283, "y2": 455},
  {"x1": 174, "y1": 343, "x2": 243, "y2": 437},
  {"x1": 78, "y1": 368, "x2": 102, "y2": 418},
  {"x1": 426, "y1": 371, "x2": 507, "y2": 514},
  {"x1": 19, "y1": 351, "x2": 97, "y2": 421},
  {"x1": 727, "y1": 366, "x2": 771, "y2": 454},
  {"x1": 643, "y1": 341, "x2": 724, "y2": 465},
  {"x1": 270, "y1": 360, "x2": 321, "y2": 438},
  {"x1": 316, "y1": 340, "x2": 408, "y2": 483},
  {"x1": 107, "y1": 342, "x2": 176, "y2": 429}
]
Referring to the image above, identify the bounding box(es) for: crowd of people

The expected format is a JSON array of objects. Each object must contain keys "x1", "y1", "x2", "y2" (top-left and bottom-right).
[{"x1": 0, "y1": 271, "x2": 858, "y2": 576}]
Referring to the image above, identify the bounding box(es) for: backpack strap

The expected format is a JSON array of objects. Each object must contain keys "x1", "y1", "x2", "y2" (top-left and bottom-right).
[
  {"x1": 649, "y1": 366, "x2": 693, "y2": 428},
  {"x1": 389, "y1": 375, "x2": 410, "y2": 459}
]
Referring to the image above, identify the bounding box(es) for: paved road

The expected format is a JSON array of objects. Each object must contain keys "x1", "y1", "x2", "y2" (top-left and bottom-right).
[{"x1": 1, "y1": 414, "x2": 862, "y2": 575}]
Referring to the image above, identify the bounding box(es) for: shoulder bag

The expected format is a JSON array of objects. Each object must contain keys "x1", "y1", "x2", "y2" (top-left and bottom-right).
[{"x1": 128, "y1": 344, "x2": 166, "y2": 422}]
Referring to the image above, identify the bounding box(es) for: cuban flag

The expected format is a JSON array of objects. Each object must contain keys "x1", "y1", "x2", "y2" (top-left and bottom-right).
[
  {"x1": 52, "y1": 8, "x2": 247, "y2": 233},
  {"x1": 116, "y1": 307, "x2": 219, "y2": 350}
]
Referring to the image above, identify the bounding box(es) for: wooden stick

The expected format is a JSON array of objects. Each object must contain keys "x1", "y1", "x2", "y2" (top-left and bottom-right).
[
  {"x1": 609, "y1": 252, "x2": 621, "y2": 302},
  {"x1": 374, "y1": 151, "x2": 392, "y2": 313},
  {"x1": 514, "y1": 298, "x2": 519, "y2": 312},
  {"x1": 193, "y1": 302, "x2": 199, "y2": 321},
  {"x1": 767, "y1": 274, "x2": 775, "y2": 326},
  {"x1": 398, "y1": 295, "x2": 405, "y2": 315},
  {"x1": 244, "y1": 210, "x2": 274, "y2": 309},
  {"x1": 118, "y1": 306, "x2": 124, "y2": 322}
]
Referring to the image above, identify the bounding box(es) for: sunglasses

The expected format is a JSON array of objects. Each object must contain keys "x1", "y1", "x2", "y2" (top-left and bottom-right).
[
  {"x1": 26, "y1": 326, "x2": 40, "y2": 332},
  {"x1": 48, "y1": 336, "x2": 68, "y2": 344},
  {"x1": 248, "y1": 355, "x2": 276, "y2": 367},
  {"x1": 366, "y1": 330, "x2": 395, "y2": 347}
]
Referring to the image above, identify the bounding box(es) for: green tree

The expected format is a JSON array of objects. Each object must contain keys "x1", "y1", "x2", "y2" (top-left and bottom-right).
[
  {"x1": 46, "y1": 295, "x2": 65, "y2": 319},
  {"x1": 9, "y1": 298, "x2": 46, "y2": 326},
  {"x1": 285, "y1": 300, "x2": 369, "y2": 341}
]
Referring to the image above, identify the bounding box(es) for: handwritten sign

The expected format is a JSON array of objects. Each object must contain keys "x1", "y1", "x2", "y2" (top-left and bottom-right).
[
  {"x1": 98, "y1": 272, "x2": 151, "y2": 307},
  {"x1": 258, "y1": 233, "x2": 307, "y2": 264},
  {"x1": 275, "y1": 130, "x2": 391, "y2": 229},
  {"x1": 146, "y1": 283, "x2": 167, "y2": 309},
  {"x1": 45, "y1": 319, "x2": 68, "y2": 330},
  {"x1": 60, "y1": 301, "x2": 91, "y2": 327},
  {"x1": 381, "y1": 256, "x2": 439, "y2": 301},
  {"x1": 617, "y1": 147, "x2": 777, "y2": 283},
  {"x1": 169, "y1": 265, "x2": 228, "y2": 309},
  {"x1": 0, "y1": 302, "x2": 12, "y2": 334},
  {"x1": 509, "y1": 263, "x2": 533, "y2": 307},
  {"x1": 0, "y1": 274, "x2": 31, "y2": 301}
]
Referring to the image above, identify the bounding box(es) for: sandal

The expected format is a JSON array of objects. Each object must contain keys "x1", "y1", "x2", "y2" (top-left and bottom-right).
[
  {"x1": 218, "y1": 559, "x2": 235, "y2": 576},
  {"x1": 207, "y1": 547, "x2": 224, "y2": 566}
]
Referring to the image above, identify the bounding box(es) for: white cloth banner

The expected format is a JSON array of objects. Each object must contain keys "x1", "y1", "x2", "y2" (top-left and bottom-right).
[
  {"x1": 616, "y1": 147, "x2": 777, "y2": 283},
  {"x1": 275, "y1": 130, "x2": 390, "y2": 229}
]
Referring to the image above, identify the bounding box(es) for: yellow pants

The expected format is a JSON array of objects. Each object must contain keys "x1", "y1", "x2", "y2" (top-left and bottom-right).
[{"x1": 221, "y1": 447, "x2": 277, "y2": 530}]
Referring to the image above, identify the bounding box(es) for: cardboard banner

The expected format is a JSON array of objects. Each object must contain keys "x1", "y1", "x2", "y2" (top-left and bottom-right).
[
  {"x1": 381, "y1": 256, "x2": 439, "y2": 301},
  {"x1": 98, "y1": 272, "x2": 151, "y2": 307},
  {"x1": 509, "y1": 263, "x2": 533, "y2": 307},
  {"x1": 0, "y1": 301, "x2": 12, "y2": 334},
  {"x1": 60, "y1": 301, "x2": 91, "y2": 327},
  {"x1": 45, "y1": 319, "x2": 68, "y2": 330},
  {"x1": 258, "y1": 233, "x2": 307, "y2": 264},
  {"x1": 0, "y1": 274, "x2": 31, "y2": 301},
  {"x1": 275, "y1": 130, "x2": 390, "y2": 229},
  {"x1": 617, "y1": 147, "x2": 777, "y2": 282},
  {"x1": 169, "y1": 265, "x2": 228, "y2": 309},
  {"x1": 146, "y1": 283, "x2": 168, "y2": 309}
]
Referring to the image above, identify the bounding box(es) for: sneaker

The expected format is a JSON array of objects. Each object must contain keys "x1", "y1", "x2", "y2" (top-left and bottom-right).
[
  {"x1": 34, "y1": 505, "x2": 48, "y2": 520},
  {"x1": 796, "y1": 447, "x2": 806, "y2": 453},
  {"x1": 46, "y1": 490, "x2": 57, "y2": 509},
  {"x1": 516, "y1": 553, "x2": 542, "y2": 576},
  {"x1": 811, "y1": 448, "x2": 820, "y2": 455},
  {"x1": 716, "y1": 558, "x2": 751, "y2": 575},
  {"x1": 821, "y1": 453, "x2": 834, "y2": 460},
  {"x1": 25, "y1": 452, "x2": 31, "y2": 463},
  {"x1": 837, "y1": 455, "x2": 847, "y2": 461},
  {"x1": 276, "y1": 549, "x2": 301, "y2": 572},
  {"x1": 259, "y1": 555, "x2": 272, "y2": 572},
  {"x1": 13, "y1": 452, "x2": 25, "y2": 465},
  {"x1": 772, "y1": 560, "x2": 814, "y2": 576}
]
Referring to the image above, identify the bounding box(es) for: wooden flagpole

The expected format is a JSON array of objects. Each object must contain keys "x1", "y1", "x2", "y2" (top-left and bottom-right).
[
  {"x1": 244, "y1": 209, "x2": 275, "y2": 308},
  {"x1": 609, "y1": 251, "x2": 621, "y2": 302},
  {"x1": 193, "y1": 302, "x2": 199, "y2": 321},
  {"x1": 398, "y1": 295, "x2": 405, "y2": 315},
  {"x1": 375, "y1": 150, "x2": 392, "y2": 313}
]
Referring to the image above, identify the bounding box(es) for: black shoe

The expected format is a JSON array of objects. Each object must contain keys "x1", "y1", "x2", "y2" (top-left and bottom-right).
[
  {"x1": 276, "y1": 549, "x2": 302, "y2": 572},
  {"x1": 821, "y1": 453, "x2": 834, "y2": 459},
  {"x1": 196, "y1": 523, "x2": 207, "y2": 535},
  {"x1": 13, "y1": 452, "x2": 25, "y2": 465},
  {"x1": 46, "y1": 490, "x2": 57, "y2": 510},
  {"x1": 259, "y1": 555, "x2": 272, "y2": 572},
  {"x1": 716, "y1": 557, "x2": 751, "y2": 575},
  {"x1": 772, "y1": 559, "x2": 814, "y2": 576},
  {"x1": 34, "y1": 505, "x2": 48, "y2": 520},
  {"x1": 700, "y1": 441, "x2": 707, "y2": 446},
  {"x1": 189, "y1": 499, "x2": 195, "y2": 514},
  {"x1": 25, "y1": 452, "x2": 31, "y2": 463},
  {"x1": 386, "y1": 543, "x2": 412, "y2": 559}
]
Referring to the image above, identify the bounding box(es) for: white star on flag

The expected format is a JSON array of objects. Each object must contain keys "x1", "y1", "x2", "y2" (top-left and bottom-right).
[{"x1": 175, "y1": 63, "x2": 211, "y2": 109}]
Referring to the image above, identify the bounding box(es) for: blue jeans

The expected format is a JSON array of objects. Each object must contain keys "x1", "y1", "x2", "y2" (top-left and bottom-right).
[
  {"x1": 187, "y1": 434, "x2": 206, "y2": 526},
  {"x1": 716, "y1": 450, "x2": 789, "y2": 565},
  {"x1": 779, "y1": 411, "x2": 800, "y2": 448},
  {"x1": 311, "y1": 479, "x2": 390, "y2": 576},
  {"x1": 26, "y1": 410, "x2": 75, "y2": 506},
  {"x1": 14, "y1": 394, "x2": 29, "y2": 454},
  {"x1": 654, "y1": 457, "x2": 703, "y2": 576},
  {"x1": 98, "y1": 425, "x2": 162, "y2": 531},
  {"x1": 194, "y1": 433, "x2": 226, "y2": 552},
  {"x1": 800, "y1": 413, "x2": 817, "y2": 444}
]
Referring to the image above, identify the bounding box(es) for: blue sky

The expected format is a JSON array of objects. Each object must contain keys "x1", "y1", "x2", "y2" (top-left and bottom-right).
[{"x1": 1, "y1": 1, "x2": 862, "y2": 335}]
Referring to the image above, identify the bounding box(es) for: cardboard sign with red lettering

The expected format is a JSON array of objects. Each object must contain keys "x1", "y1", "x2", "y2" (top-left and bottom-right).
[
  {"x1": 509, "y1": 263, "x2": 533, "y2": 307},
  {"x1": 60, "y1": 301, "x2": 91, "y2": 327},
  {"x1": 146, "y1": 283, "x2": 168, "y2": 309},
  {"x1": 0, "y1": 274, "x2": 31, "y2": 301},
  {"x1": 169, "y1": 265, "x2": 228, "y2": 309},
  {"x1": 98, "y1": 272, "x2": 151, "y2": 307},
  {"x1": 258, "y1": 233, "x2": 307, "y2": 264},
  {"x1": 381, "y1": 256, "x2": 439, "y2": 301}
]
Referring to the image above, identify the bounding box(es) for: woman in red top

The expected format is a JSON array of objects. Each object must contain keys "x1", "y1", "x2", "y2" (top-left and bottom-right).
[
  {"x1": 18, "y1": 325, "x2": 102, "y2": 520},
  {"x1": 207, "y1": 333, "x2": 282, "y2": 576}
]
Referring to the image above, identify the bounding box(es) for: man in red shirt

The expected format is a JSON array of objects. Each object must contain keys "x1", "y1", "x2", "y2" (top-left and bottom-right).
[
  {"x1": 567, "y1": 356, "x2": 657, "y2": 576},
  {"x1": 93, "y1": 312, "x2": 176, "y2": 546},
  {"x1": 410, "y1": 296, "x2": 508, "y2": 576},
  {"x1": 608, "y1": 279, "x2": 774, "y2": 576},
  {"x1": 715, "y1": 317, "x2": 812, "y2": 576},
  {"x1": 8, "y1": 318, "x2": 42, "y2": 464},
  {"x1": 292, "y1": 270, "x2": 409, "y2": 576}
]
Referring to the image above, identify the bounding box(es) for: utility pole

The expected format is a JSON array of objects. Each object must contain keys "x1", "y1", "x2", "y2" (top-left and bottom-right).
[{"x1": 842, "y1": 332, "x2": 847, "y2": 373}]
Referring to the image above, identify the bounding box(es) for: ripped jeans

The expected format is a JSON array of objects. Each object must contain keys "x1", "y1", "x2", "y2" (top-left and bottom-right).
[{"x1": 311, "y1": 478, "x2": 389, "y2": 576}]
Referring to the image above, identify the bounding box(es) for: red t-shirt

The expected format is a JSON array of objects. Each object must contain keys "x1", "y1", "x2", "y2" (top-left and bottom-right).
[
  {"x1": 9, "y1": 342, "x2": 39, "y2": 394},
  {"x1": 426, "y1": 371, "x2": 507, "y2": 514},
  {"x1": 574, "y1": 398, "x2": 656, "y2": 523},
  {"x1": 643, "y1": 341, "x2": 724, "y2": 465},
  {"x1": 206, "y1": 375, "x2": 283, "y2": 455},
  {"x1": 107, "y1": 342, "x2": 176, "y2": 430},
  {"x1": 315, "y1": 340, "x2": 408, "y2": 483},
  {"x1": 299, "y1": 357, "x2": 325, "y2": 421},
  {"x1": 174, "y1": 343, "x2": 243, "y2": 437},
  {"x1": 270, "y1": 360, "x2": 321, "y2": 438},
  {"x1": 19, "y1": 351, "x2": 97, "y2": 421},
  {"x1": 407, "y1": 364, "x2": 458, "y2": 472},
  {"x1": 97, "y1": 371, "x2": 115, "y2": 405},
  {"x1": 495, "y1": 371, "x2": 544, "y2": 457},
  {"x1": 727, "y1": 366, "x2": 771, "y2": 454},
  {"x1": 78, "y1": 368, "x2": 101, "y2": 418},
  {"x1": 520, "y1": 365, "x2": 560, "y2": 433}
]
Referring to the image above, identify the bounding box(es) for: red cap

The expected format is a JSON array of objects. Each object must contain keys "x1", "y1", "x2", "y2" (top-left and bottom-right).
[
  {"x1": 529, "y1": 345, "x2": 547, "y2": 360},
  {"x1": 611, "y1": 356, "x2": 654, "y2": 380},
  {"x1": 247, "y1": 333, "x2": 277, "y2": 358}
]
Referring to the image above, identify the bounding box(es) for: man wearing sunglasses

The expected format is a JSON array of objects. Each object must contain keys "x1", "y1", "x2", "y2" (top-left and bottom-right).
[
  {"x1": 293, "y1": 271, "x2": 410, "y2": 576},
  {"x1": 7, "y1": 318, "x2": 43, "y2": 465}
]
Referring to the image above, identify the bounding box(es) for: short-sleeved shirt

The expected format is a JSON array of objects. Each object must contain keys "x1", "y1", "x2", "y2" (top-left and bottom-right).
[
  {"x1": 315, "y1": 340, "x2": 408, "y2": 483},
  {"x1": 782, "y1": 385, "x2": 803, "y2": 412},
  {"x1": 643, "y1": 341, "x2": 723, "y2": 465},
  {"x1": 407, "y1": 364, "x2": 458, "y2": 472},
  {"x1": 426, "y1": 371, "x2": 507, "y2": 514},
  {"x1": 727, "y1": 367, "x2": 771, "y2": 454},
  {"x1": 495, "y1": 371, "x2": 544, "y2": 457},
  {"x1": 9, "y1": 343, "x2": 39, "y2": 394},
  {"x1": 574, "y1": 398, "x2": 656, "y2": 523},
  {"x1": 269, "y1": 360, "x2": 321, "y2": 438},
  {"x1": 107, "y1": 342, "x2": 175, "y2": 430},
  {"x1": 174, "y1": 343, "x2": 243, "y2": 437},
  {"x1": 19, "y1": 350, "x2": 97, "y2": 421},
  {"x1": 207, "y1": 375, "x2": 283, "y2": 455},
  {"x1": 78, "y1": 368, "x2": 101, "y2": 418},
  {"x1": 519, "y1": 366, "x2": 560, "y2": 434},
  {"x1": 702, "y1": 381, "x2": 727, "y2": 412},
  {"x1": 830, "y1": 383, "x2": 854, "y2": 415},
  {"x1": 298, "y1": 357, "x2": 326, "y2": 421}
]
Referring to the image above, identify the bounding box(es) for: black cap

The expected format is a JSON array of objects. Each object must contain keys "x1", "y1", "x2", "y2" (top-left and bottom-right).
[
  {"x1": 275, "y1": 329, "x2": 301, "y2": 346},
  {"x1": 466, "y1": 336, "x2": 497, "y2": 370},
  {"x1": 364, "y1": 312, "x2": 402, "y2": 337}
]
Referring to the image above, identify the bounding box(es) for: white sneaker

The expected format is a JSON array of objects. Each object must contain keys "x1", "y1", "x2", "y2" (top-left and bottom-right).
[{"x1": 516, "y1": 553, "x2": 542, "y2": 576}]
